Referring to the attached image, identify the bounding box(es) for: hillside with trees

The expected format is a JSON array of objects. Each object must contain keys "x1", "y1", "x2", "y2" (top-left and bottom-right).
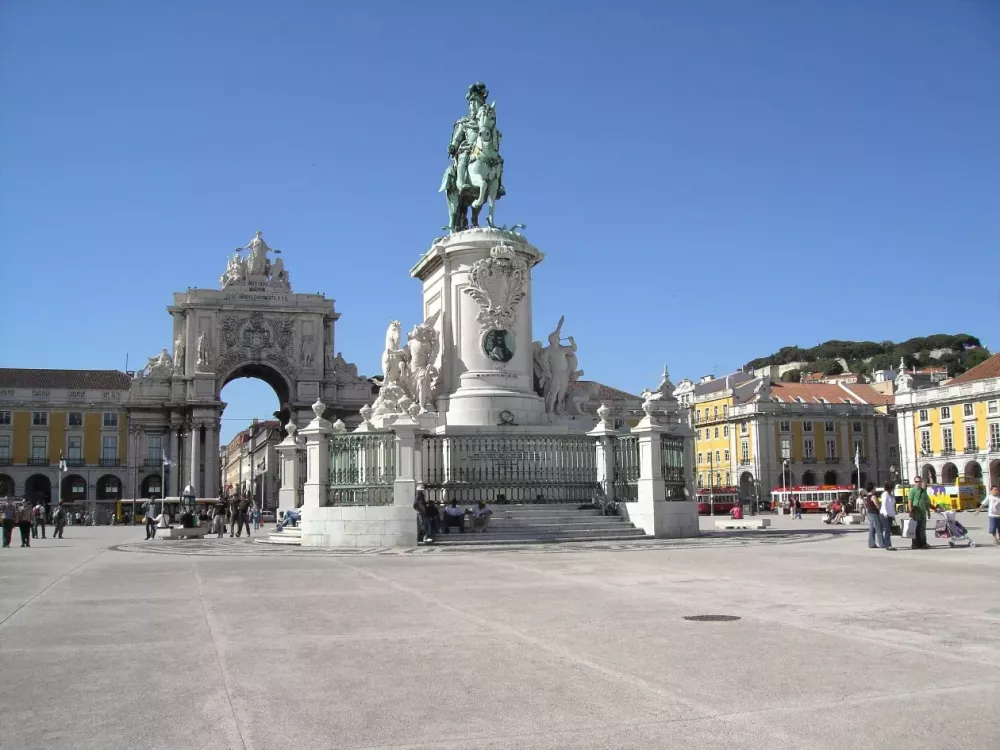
[{"x1": 745, "y1": 334, "x2": 990, "y2": 380}]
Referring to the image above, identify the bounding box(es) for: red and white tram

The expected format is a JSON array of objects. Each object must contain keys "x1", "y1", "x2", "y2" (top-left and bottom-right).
[
  {"x1": 695, "y1": 487, "x2": 741, "y2": 516},
  {"x1": 770, "y1": 484, "x2": 855, "y2": 514}
]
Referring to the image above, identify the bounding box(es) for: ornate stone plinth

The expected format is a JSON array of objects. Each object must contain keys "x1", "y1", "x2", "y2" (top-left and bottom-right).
[{"x1": 411, "y1": 228, "x2": 549, "y2": 427}]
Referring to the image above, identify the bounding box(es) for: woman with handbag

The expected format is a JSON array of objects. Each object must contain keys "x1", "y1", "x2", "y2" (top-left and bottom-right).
[{"x1": 879, "y1": 481, "x2": 898, "y2": 551}]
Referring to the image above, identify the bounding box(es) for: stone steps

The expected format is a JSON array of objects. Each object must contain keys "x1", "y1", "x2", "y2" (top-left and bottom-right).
[
  {"x1": 433, "y1": 503, "x2": 644, "y2": 546},
  {"x1": 259, "y1": 527, "x2": 302, "y2": 545}
]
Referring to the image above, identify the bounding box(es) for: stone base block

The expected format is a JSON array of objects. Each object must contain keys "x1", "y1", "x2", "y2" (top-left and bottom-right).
[
  {"x1": 622, "y1": 500, "x2": 699, "y2": 539},
  {"x1": 158, "y1": 526, "x2": 210, "y2": 540},
  {"x1": 299, "y1": 505, "x2": 417, "y2": 548},
  {"x1": 714, "y1": 518, "x2": 772, "y2": 530}
]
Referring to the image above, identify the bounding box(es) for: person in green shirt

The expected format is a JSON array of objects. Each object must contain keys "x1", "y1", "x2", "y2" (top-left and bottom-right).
[{"x1": 907, "y1": 477, "x2": 932, "y2": 550}]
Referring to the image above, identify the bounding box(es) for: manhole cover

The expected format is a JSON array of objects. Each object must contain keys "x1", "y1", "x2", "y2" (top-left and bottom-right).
[{"x1": 683, "y1": 614, "x2": 741, "y2": 622}]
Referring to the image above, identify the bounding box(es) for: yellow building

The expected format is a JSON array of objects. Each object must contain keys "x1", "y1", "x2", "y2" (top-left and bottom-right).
[
  {"x1": 894, "y1": 353, "x2": 1000, "y2": 498},
  {"x1": 0, "y1": 369, "x2": 133, "y2": 510},
  {"x1": 685, "y1": 373, "x2": 898, "y2": 502}
]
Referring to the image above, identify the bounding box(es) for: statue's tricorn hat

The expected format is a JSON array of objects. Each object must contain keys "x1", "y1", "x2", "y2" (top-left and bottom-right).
[{"x1": 467, "y1": 81, "x2": 489, "y2": 102}]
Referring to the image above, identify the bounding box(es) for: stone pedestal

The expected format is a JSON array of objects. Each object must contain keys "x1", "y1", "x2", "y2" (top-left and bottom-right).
[
  {"x1": 410, "y1": 228, "x2": 547, "y2": 427},
  {"x1": 623, "y1": 414, "x2": 699, "y2": 539},
  {"x1": 276, "y1": 431, "x2": 305, "y2": 516},
  {"x1": 300, "y1": 402, "x2": 331, "y2": 508}
]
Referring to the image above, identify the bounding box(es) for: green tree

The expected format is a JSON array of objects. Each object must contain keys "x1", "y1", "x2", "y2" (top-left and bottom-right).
[{"x1": 781, "y1": 369, "x2": 802, "y2": 382}]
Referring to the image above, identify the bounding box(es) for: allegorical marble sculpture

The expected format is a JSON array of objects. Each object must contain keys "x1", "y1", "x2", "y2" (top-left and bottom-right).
[
  {"x1": 196, "y1": 332, "x2": 211, "y2": 369},
  {"x1": 219, "y1": 231, "x2": 291, "y2": 291},
  {"x1": 370, "y1": 312, "x2": 442, "y2": 417},
  {"x1": 173, "y1": 334, "x2": 186, "y2": 373},
  {"x1": 532, "y1": 316, "x2": 582, "y2": 415}
]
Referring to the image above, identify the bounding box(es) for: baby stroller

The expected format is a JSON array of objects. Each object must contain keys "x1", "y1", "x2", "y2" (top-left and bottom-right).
[{"x1": 933, "y1": 509, "x2": 975, "y2": 548}]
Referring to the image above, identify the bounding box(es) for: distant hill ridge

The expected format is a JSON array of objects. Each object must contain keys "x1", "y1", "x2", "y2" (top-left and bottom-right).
[{"x1": 745, "y1": 334, "x2": 990, "y2": 379}]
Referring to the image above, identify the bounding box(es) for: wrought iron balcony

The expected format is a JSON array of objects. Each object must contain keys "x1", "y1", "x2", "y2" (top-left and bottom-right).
[
  {"x1": 65, "y1": 457, "x2": 85, "y2": 467},
  {"x1": 0, "y1": 456, "x2": 12, "y2": 466},
  {"x1": 143, "y1": 458, "x2": 162, "y2": 467},
  {"x1": 801, "y1": 457, "x2": 818, "y2": 464},
  {"x1": 99, "y1": 457, "x2": 119, "y2": 467},
  {"x1": 27, "y1": 457, "x2": 50, "y2": 466},
  {"x1": 826, "y1": 456, "x2": 840, "y2": 463},
  {"x1": 938, "y1": 450, "x2": 955, "y2": 458},
  {"x1": 963, "y1": 447, "x2": 979, "y2": 454}
]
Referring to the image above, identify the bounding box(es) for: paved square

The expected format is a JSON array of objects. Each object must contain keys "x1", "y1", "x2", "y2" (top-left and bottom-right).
[{"x1": 1, "y1": 516, "x2": 997, "y2": 749}]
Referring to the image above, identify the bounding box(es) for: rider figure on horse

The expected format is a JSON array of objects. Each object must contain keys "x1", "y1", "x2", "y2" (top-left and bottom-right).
[{"x1": 442, "y1": 82, "x2": 505, "y2": 199}]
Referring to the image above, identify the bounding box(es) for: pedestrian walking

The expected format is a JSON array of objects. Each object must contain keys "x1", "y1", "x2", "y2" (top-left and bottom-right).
[
  {"x1": 17, "y1": 499, "x2": 34, "y2": 547},
  {"x1": 52, "y1": 505, "x2": 66, "y2": 538},
  {"x1": 908, "y1": 477, "x2": 932, "y2": 550},
  {"x1": 252, "y1": 506, "x2": 261, "y2": 532},
  {"x1": 863, "y1": 482, "x2": 884, "y2": 549},
  {"x1": 978, "y1": 485, "x2": 1000, "y2": 545},
  {"x1": 413, "y1": 485, "x2": 433, "y2": 543},
  {"x1": 144, "y1": 504, "x2": 157, "y2": 540},
  {"x1": 236, "y1": 498, "x2": 251, "y2": 537},
  {"x1": 33, "y1": 502, "x2": 46, "y2": 538},
  {"x1": 1, "y1": 496, "x2": 17, "y2": 548},
  {"x1": 879, "y1": 482, "x2": 897, "y2": 551}
]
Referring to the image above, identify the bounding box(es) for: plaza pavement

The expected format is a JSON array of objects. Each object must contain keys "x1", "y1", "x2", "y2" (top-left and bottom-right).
[{"x1": 1, "y1": 513, "x2": 997, "y2": 750}]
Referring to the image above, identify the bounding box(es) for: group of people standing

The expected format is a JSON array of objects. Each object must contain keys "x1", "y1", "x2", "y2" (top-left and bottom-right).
[{"x1": 2, "y1": 498, "x2": 67, "y2": 547}]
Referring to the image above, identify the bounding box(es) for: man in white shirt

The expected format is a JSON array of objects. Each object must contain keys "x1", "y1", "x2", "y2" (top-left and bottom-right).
[
  {"x1": 879, "y1": 482, "x2": 898, "y2": 551},
  {"x1": 978, "y1": 485, "x2": 1000, "y2": 545},
  {"x1": 442, "y1": 500, "x2": 467, "y2": 534}
]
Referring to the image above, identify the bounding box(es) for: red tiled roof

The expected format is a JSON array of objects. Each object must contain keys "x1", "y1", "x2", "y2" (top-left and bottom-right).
[
  {"x1": 945, "y1": 354, "x2": 1000, "y2": 385},
  {"x1": 569, "y1": 380, "x2": 641, "y2": 401},
  {"x1": 844, "y1": 383, "x2": 894, "y2": 406},
  {"x1": 767, "y1": 381, "x2": 866, "y2": 405},
  {"x1": 0, "y1": 368, "x2": 131, "y2": 390}
]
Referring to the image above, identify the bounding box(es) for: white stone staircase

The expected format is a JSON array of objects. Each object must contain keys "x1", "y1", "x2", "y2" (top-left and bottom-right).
[
  {"x1": 260, "y1": 526, "x2": 302, "y2": 546},
  {"x1": 431, "y1": 503, "x2": 646, "y2": 546}
]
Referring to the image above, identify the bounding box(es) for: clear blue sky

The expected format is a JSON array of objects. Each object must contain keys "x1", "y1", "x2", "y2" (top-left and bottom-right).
[{"x1": 2, "y1": 0, "x2": 998, "y2": 443}]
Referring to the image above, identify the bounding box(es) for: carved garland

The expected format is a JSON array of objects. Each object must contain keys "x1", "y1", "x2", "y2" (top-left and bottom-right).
[{"x1": 218, "y1": 311, "x2": 297, "y2": 377}]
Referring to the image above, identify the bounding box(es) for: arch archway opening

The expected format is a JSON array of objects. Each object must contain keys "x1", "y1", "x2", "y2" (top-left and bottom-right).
[
  {"x1": 0, "y1": 474, "x2": 14, "y2": 497},
  {"x1": 963, "y1": 461, "x2": 982, "y2": 482},
  {"x1": 25, "y1": 474, "x2": 51, "y2": 504},
  {"x1": 921, "y1": 464, "x2": 937, "y2": 484},
  {"x1": 61, "y1": 474, "x2": 88, "y2": 503},
  {"x1": 990, "y1": 460, "x2": 1000, "y2": 490},
  {"x1": 219, "y1": 369, "x2": 285, "y2": 508},
  {"x1": 801, "y1": 470, "x2": 817, "y2": 486},
  {"x1": 738, "y1": 471, "x2": 753, "y2": 500},
  {"x1": 97, "y1": 475, "x2": 122, "y2": 501},
  {"x1": 823, "y1": 470, "x2": 838, "y2": 485},
  {"x1": 941, "y1": 462, "x2": 958, "y2": 484},
  {"x1": 141, "y1": 474, "x2": 162, "y2": 499}
]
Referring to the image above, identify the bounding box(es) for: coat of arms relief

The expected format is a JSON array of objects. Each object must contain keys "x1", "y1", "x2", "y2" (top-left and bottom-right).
[{"x1": 218, "y1": 311, "x2": 296, "y2": 375}]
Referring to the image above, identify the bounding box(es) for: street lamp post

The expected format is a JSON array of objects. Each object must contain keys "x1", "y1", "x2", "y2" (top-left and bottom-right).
[{"x1": 783, "y1": 458, "x2": 790, "y2": 514}]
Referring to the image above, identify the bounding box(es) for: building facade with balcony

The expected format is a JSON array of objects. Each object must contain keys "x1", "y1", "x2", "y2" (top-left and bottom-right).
[
  {"x1": 0, "y1": 369, "x2": 134, "y2": 510},
  {"x1": 685, "y1": 373, "x2": 898, "y2": 503},
  {"x1": 893, "y1": 354, "x2": 1000, "y2": 491}
]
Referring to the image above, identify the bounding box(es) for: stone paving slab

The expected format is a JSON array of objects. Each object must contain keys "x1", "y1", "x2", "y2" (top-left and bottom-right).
[{"x1": 0, "y1": 517, "x2": 997, "y2": 749}]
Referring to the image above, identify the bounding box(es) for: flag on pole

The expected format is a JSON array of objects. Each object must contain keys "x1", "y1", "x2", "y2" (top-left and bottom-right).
[
  {"x1": 59, "y1": 452, "x2": 67, "y2": 473},
  {"x1": 162, "y1": 451, "x2": 173, "y2": 468},
  {"x1": 855, "y1": 445, "x2": 861, "y2": 487}
]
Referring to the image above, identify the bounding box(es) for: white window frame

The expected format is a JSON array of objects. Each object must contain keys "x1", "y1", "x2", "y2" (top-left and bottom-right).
[
  {"x1": 803, "y1": 421, "x2": 813, "y2": 432},
  {"x1": 779, "y1": 421, "x2": 791, "y2": 433},
  {"x1": 853, "y1": 421, "x2": 862, "y2": 433},
  {"x1": 988, "y1": 400, "x2": 998, "y2": 415},
  {"x1": 147, "y1": 434, "x2": 163, "y2": 462},
  {"x1": 0, "y1": 411, "x2": 11, "y2": 426},
  {"x1": 31, "y1": 434, "x2": 47, "y2": 459},
  {"x1": 940, "y1": 406, "x2": 951, "y2": 421},
  {"x1": 920, "y1": 430, "x2": 931, "y2": 455},
  {"x1": 780, "y1": 437, "x2": 791, "y2": 460},
  {"x1": 942, "y1": 427, "x2": 954, "y2": 454},
  {"x1": 723, "y1": 425, "x2": 729, "y2": 437},
  {"x1": 32, "y1": 411, "x2": 48, "y2": 427},
  {"x1": 103, "y1": 412, "x2": 119, "y2": 428},
  {"x1": 68, "y1": 411, "x2": 84, "y2": 427},
  {"x1": 724, "y1": 449, "x2": 730, "y2": 462},
  {"x1": 919, "y1": 409, "x2": 929, "y2": 422},
  {"x1": 965, "y1": 424, "x2": 976, "y2": 451},
  {"x1": 889, "y1": 445, "x2": 898, "y2": 459},
  {"x1": 714, "y1": 450, "x2": 720, "y2": 463},
  {"x1": 824, "y1": 421, "x2": 835, "y2": 432},
  {"x1": 67, "y1": 435, "x2": 83, "y2": 460},
  {"x1": 887, "y1": 421, "x2": 895, "y2": 434},
  {"x1": 963, "y1": 403, "x2": 974, "y2": 418},
  {"x1": 697, "y1": 452, "x2": 702, "y2": 465},
  {"x1": 740, "y1": 422, "x2": 748, "y2": 435},
  {"x1": 102, "y1": 435, "x2": 118, "y2": 460},
  {"x1": 825, "y1": 439, "x2": 837, "y2": 458},
  {"x1": 714, "y1": 427, "x2": 719, "y2": 438},
  {"x1": 803, "y1": 438, "x2": 815, "y2": 458},
  {"x1": 990, "y1": 422, "x2": 1000, "y2": 452},
  {"x1": 0, "y1": 434, "x2": 10, "y2": 460}
]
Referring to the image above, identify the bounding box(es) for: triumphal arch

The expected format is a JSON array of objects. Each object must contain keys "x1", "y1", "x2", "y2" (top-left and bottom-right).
[{"x1": 126, "y1": 231, "x2": 373, "y2": 499}]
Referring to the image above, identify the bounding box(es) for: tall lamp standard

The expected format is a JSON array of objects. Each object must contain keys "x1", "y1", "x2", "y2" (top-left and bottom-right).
[{"x1": 782, "y1": 458, "x2": 790, "y2": 514}]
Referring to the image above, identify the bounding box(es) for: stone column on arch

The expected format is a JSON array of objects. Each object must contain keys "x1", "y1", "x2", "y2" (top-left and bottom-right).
[
  {"x1": 203, "y1": 421, "x2": 220, "y2": 499},
  {"x1": 168, "y1": 424, "x2": 181, "y2": 497},
  {"x1": 188, "y1": 421, "x2": 202, "y2": 497}
]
